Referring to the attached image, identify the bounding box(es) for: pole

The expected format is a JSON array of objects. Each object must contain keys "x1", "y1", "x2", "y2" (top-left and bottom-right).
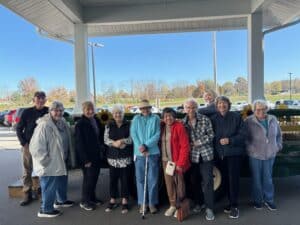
[
  {"x1": 91, "y1": 44, "x2": 97, "y2": 106},
  {"x1": 289, "y1": 72, "x2": 292, "y2": 100},
  {"x1": 212, "y1": 31, "x2": 218, "y2": 94}
]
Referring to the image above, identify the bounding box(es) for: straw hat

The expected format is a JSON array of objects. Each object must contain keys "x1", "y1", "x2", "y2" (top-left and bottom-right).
[{"x1": 139, "y1": 99, "x2": 152, "y2": 109}]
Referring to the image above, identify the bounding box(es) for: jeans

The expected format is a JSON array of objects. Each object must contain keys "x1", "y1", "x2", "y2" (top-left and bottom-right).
[
  {"x1": 40, "y1": 175, "x2": 68, "y2": 212},
  {"x1": 81, "y1": 164, "x2": 100, "y2": 203},
  {"x1": 249, "y1": 157, "x2": 275, "y2": 204},
  {"x1": 135, "y1": 154, "x2": 160, "y2": 206}
]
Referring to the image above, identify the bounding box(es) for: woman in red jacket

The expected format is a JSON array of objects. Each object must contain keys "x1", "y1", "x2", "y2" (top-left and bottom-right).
[{"x1": 160, "y1": 107, "x2": 190, "y2": 217}]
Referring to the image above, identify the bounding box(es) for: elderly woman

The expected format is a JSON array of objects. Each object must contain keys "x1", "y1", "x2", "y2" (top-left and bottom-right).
[
  {"x1": 30, "y1": 101, "x2": 74, "y2": 218},
  {"x1": 130, "y1": 99, "x2": 161, "y2": 214},
  {"x1": 75, "y1": 101, "x2": 104, "y2": 211},
  {"x1": 182, "y1": 98, "x2": 215, "y2": 221},
  {"x1": 104, "y1": 104, "x2": 133, "y2": 214},
  {"x1": 245, "y1": 100, "x2": 282, "y2": 211},
  {"x1": 210, "y1": 96, "x2": 247, "y2": 219},
  {"x1": 160, "y1": 107, "x2": 190, "y2": 217},
  {"x1": 198, "y1": 89, "x2": 218, "y2": 117}
]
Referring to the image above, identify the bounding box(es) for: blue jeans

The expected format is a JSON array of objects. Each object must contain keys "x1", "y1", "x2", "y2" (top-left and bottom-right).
[
  {"x1": 135, "y1": 154, "x2": 160, "y2": 206},
  {"x1": 40, "y1": 175, "x2": 68, "y2": 212},
  {"x1": 249, "y1": 157, "x2": 275, "y2": 204}
]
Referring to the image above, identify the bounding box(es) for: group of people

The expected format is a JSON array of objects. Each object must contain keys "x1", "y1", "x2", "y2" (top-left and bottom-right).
[{"x1": 16, "y1": 90, "x2": 282, "y2": 220}]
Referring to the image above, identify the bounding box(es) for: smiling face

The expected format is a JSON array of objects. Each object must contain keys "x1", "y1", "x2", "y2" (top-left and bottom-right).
[
  {"x1": 254, "y1": 104, "x2": 267, "y2": 120},
  {"x1": 112, "y1": 110, "x2": 124, "y2": 123},
  {"x1": 83, "y1": 106, "x2": 95, "y2": 118},
  {"x1": 140, "y1": 106, "x2": 151, "y2": 116},
  {"x1": 217, "y1": 100, "x2": 229, "y2": 115},
  {"x1": 184, "y1": 101, "x2": 197, "y2": 118},
  {"x1": 50, "y1": 108, "x2": 63, "y2": 121},
  {"x1": 34, "y1": 96, "x2": 46, "y2": 110},
  {"x1": 163, "y1": 112, "x2": 175, "y2": 126},
  {"x1": 203, "y1": 92, "x2": 214, "y2": 104}
]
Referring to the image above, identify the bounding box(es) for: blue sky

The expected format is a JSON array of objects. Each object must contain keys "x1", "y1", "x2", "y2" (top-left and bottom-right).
[{"x1": 0, "y1": 5, "x2": 299, "y2": 95}]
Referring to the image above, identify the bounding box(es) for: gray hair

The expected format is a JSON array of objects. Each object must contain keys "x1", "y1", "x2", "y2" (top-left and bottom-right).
[
  {"x1": 204, "y1": 89, "x2": 217, "y2": 99},
  {"x1": 184, "y1": 98, "x2": 199, "y2": 109},
  {"x1": 50, "y1": 101, "x2": 64, "y2": 111},
  {"x1": 253, "y1": 99, "x2": 269, "y2": 112},
  {"x1": 111, "y1": 104, "x2": 125, "y2": 115}
]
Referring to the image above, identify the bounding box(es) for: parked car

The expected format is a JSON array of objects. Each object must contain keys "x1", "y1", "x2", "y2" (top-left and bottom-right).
[
  {"x1": 4, "y1": 109, "x2": 16, "y2": 126},
  {"x1": 12, "y1": 108, "x2": 26, "y2": 130},
  {"x1": 0, "y1": 110, "x2": 9, "y2": 125}
]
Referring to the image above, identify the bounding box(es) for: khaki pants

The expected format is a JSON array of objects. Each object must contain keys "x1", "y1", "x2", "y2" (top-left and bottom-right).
[
  {"x1": 162, "y1": 161, "x2": 185, "y2": 206},
  {"x1": 22, "y1": 145, "x2": 37, "y2": 193}
]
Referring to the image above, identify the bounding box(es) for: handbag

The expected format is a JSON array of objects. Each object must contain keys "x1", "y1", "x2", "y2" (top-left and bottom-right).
[
  {"x1": 165, "y1": 161, "x2": 176, "y2": 176},
  {"x1": 174, "y1": 174, "x2": 190, "y2": 222}
]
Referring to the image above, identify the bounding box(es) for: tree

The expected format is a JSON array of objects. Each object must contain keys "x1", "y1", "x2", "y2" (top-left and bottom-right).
[
  {"x1": 18, "y1": 77, "x2": 39, "y2": 103},
  {"x1": 234, "y1": 76, "x2": 248, "y2": 96},
  {"x1": 222, "y1": 82, "x2": 236, "y2": 96},
  {"x1": 47, "y1": 87, "x2": 69, "y2": 105},
  {"x1": 269, "y1": 81, "x2": 282, "y2": 94}
]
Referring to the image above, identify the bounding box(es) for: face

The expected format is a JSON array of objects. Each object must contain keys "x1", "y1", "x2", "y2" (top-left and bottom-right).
[
  {"x1": 203, "y1": 92, "x2": 214, "y2": 104},
  {"x1": 112, "y1": 110, "x2": 123, "y2": 122},
  {"x1": 217, "y1": 100, "x2": 229, "y2": 114},
  {"x1": 184, "y1": 101, "x2": 197, "y2": 117},
  {"x1": 140, "y1": 107, "x2": 151, "y2": 116},
  {"x1": 83, "y1": 106, "x2": 94, "y2": 118},
  {"x1": 254, "y1": 104, "x2": 267, "y2": 120},
  {"x1": 34, "y1": 96, "x2": 46, "y2": 110},
  {"x1": 50, "y1": 108, "x2": 63, "y2": 121},
  {"x1": 163, "y1": 112, "x2": 175, "y2": 126}
]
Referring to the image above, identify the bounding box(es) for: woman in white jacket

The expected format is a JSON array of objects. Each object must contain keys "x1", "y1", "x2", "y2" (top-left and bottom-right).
[{"x1": 30, "y1": 101, "x2": 74, "y2": 218}]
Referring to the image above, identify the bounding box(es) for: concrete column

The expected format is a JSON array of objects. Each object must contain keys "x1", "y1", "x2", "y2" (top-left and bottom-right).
[
  {"x1": 73, "y1": 23, "x2": 90, "y2": 114},
  {"x1": 247, "y1": 12, "x2": 264, "y2": 103}
]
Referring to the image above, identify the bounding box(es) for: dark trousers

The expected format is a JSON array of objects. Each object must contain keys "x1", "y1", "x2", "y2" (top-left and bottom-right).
[
  {"x1": 81, "y1": 164, "x2": 100, "y2": 203},
  {"x1": 109, "y1": 166, "x2": 131, "y2": 199},
  {"x1": 218, "y1": 155, "x2": 241, "y2": 208},
  {"x1": 187, "y1": 161, "x2": 214, "y2": 210}
]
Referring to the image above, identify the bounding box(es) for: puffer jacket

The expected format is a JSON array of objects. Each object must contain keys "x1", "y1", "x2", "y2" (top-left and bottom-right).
[
  {"x1": 29, "y1": 114, "x2": 71, "y2": 176},
  {"x1": 245, "y1": 114, "x2": 282, "y2": 160}
]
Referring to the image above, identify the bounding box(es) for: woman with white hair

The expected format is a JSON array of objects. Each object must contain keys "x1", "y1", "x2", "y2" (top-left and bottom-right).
[
  {"x1": 30, "y1": 101, "x2": 74, "y2": 218},
  {"x1": 104, "y1": 104, "x2": 133, "y2": 214},
  {"x1": 245, "y1": 99, "x2": 282, "y2": 211}
]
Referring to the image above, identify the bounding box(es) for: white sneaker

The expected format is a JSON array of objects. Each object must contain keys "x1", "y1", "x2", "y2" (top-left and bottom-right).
[
  {"x1": 174, "y1": 210, "x2": 178, "y2": 218},
  {"x1": 164, "y1": 206, "x2": 176, "y2": 217}
]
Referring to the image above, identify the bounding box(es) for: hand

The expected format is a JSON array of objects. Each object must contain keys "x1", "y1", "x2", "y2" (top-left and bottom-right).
[
  {"x1": 139, "y1": 145, "x2": 146, "y2": 153},
  {"x1": 119, "y1": 143, "x2": 126, "y2": 149},
  {"x1": 84, "y1": 162, "x2": 92, "y2": 168},
  {"x1": 112, "y1": 140, "x2": 122, "y2": 148},
  {"x1": 176, "y1": 166, "x2": 183, "y2": 172},
  {"x1": 220, "y1": 138, "x2": 229, "y2": 145}
]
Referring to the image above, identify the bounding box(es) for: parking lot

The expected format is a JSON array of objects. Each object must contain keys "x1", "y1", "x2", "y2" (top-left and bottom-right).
[{"x1": 0, "y1": 126, "x2": 299, "y2": 225}]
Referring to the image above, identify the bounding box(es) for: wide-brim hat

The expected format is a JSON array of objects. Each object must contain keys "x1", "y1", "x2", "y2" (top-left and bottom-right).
[{"x1": 139, "y1": 100, "x2": 152, "y2": 109}]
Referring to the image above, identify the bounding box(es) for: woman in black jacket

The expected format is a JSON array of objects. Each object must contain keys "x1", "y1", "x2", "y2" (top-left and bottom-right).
[
  {"x1": 75, "y1": 101, "x2": 104, "y2": 211},
  {"x1": 210, "y1": 96, "x2": 247, "y2": 219},
  {"x1": 104, "y1": 104, "x2": 133, "y2": 214}
]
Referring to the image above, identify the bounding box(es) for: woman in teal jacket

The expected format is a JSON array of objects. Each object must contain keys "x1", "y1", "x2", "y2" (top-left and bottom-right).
[{"x1": 130, "y1": 99, "x2": 160, "y2": 214}]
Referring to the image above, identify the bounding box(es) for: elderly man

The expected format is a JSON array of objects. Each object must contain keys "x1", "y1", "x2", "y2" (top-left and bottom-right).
[
  {"x1": 182, "y1": 98, "x2": 215, "y2": 221},
  {"x1": 16, "y1": 91, "x2": 49, "y2": 206}
]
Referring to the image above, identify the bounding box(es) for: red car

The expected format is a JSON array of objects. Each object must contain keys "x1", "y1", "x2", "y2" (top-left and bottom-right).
[
  {"x1": 4, "y1": 109, "x2": 16, "y2": 127},
  {"x1": 12, "y1": 108, "x2": 26, "y2": 130}
]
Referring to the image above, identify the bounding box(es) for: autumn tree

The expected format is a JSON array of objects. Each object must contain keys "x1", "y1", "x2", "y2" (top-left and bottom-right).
[
  {"x1": 18, "y1": 77, "x2": 39, "y2": 103},
  {"x1": 222, "y1": 82, "x2": 236, "y2": 96},
  {"x1": 234, "y1": 76, "x2": 248, "y2": 96}
]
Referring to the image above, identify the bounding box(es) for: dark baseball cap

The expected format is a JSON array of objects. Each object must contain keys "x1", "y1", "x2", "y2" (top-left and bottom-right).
[{"x1": 34, "y1": 91, "x2": 46, "y2": 98}]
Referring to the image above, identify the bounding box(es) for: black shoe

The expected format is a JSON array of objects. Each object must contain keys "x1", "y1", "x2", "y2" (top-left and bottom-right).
[
  {"x1": 54, "y1": 200, "x2": 75, "y2": 209},
  {"x1": 229, "y1": 207, "x2": 239, "y2": 219},
  {"x1": 105, "y1": 202, "x2": 119, "y2": 212},
  {"x1": 91, "y1": 198, "x2": 103, "y2": 206},
  {"x1": 37, "y1": 209, "x2": 61, "y2": 218},
  {"x1": 80, "y1": 202, "x2": 95, "y2": 211},
  {"x1": 32, "y1": 190, "x2": 39, "y2": 200},
  {"x1": 223, "y1": 205, "x2": 231, "y2": 214},
  {"x1": 121, "y1": 204, "x2": 129, "y2": 214},
  {"x1": 20, "y1": 193, "x2": 33, "y2": 206}
]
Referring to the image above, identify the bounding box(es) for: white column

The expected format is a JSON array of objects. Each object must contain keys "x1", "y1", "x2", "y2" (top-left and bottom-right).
[
  {"x1": 73, "y1": 23, "x2": 90, "y2": 114},
  {"x1": 247, "y1": 12, "x2": 264, "y2": 103}
]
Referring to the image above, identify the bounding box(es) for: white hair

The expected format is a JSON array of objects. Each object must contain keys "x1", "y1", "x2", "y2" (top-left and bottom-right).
[
  {"x1": 111, "y1": 104, "x2": 125, "y2": 115},
  {"x1": 184, "y1": 98, "x2": 199, "y2": 108},
  {"x1": 253, "y1": 99, "x2": 269, "y2": 111}
]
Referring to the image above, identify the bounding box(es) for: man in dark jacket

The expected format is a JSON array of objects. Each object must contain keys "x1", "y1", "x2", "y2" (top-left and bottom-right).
[{"x1": 16, "y1": 91, "x2": 48, "y2": 206}]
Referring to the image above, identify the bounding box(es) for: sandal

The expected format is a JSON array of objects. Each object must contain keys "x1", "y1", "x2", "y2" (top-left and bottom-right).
[
  {"x1": 105, "y1": 202, "x2": 119, "y2": 212},
  {"x1": 121, "y1": 204, "x2": 129, "y2": 214}
]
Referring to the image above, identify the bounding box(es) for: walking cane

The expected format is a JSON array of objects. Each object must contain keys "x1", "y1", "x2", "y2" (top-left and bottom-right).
[{"x1": 142, "y1": 155, "x2": 149, "y2": 219}]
